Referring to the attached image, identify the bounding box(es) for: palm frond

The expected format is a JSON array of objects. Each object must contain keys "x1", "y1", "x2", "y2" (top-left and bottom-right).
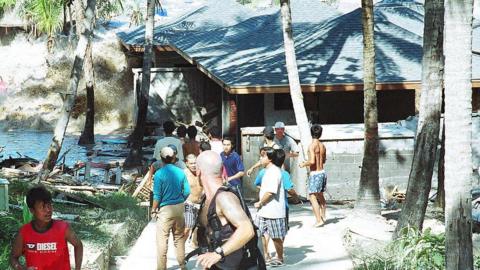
[{"x1": 25, "y1": 0, "x2": 63, "y2": 37}]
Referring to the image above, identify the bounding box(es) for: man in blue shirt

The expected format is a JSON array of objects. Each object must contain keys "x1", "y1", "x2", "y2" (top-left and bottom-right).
[
  {"x1": 151, "y1": 146, "x2": 190, "y2": 270},
  {"x1": 220, "y1": 136, "x2": 245, "y2": 189}
]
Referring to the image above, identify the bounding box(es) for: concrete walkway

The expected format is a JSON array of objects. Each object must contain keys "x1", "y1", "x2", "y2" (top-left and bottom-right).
[{"x1": 118, "y1": 204, "x2": 353, "y2": 269}]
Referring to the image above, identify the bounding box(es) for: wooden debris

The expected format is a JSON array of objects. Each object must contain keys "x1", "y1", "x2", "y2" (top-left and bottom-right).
[
  {"x1": 53, "y1": 212, "x2": 80, "y2": 221},
  {"x1": 1, "y1": 167, "x2": 30, "y2": 177},
  {"x1": 132, "y1": 171, "x2": 152, "y2": 200},
  {"x1": 17, "y1": 163, "x2": 42, "y2": 173},
  {"x1": 52, "y1": 199, "x2": 88, "y2": 207}
]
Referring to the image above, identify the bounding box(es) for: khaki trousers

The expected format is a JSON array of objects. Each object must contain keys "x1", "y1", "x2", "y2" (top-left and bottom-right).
[{"x1": 156, "y1": 203, "x2": 186, "y2": 270}]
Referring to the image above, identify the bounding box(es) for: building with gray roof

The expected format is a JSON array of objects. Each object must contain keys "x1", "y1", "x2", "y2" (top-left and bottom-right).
[{"x1": 117, "y1": 0, "x2": 480, "y2": 133}]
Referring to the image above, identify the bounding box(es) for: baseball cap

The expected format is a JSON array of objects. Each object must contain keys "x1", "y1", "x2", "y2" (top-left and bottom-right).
[
  {"x1": 167, "y1": 144, "x2": 178, "y2": 155},
  {"x1": 160, "y1": 146, "x2": 175, "y2": 159},
  {"x1": 274, "y1": 121, "x2": 285, "y2": 129}
]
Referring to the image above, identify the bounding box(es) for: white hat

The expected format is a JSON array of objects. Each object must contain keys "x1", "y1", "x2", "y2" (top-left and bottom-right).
[
  {"x1": 274, "y1": 121, "x2": 285, "y2": 129},
  {"x1": 160, "y1": 146, "x2": 175, "y2": 159}
]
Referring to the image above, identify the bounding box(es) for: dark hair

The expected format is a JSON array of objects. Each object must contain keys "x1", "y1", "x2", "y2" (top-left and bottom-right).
[
  {"x1": 208, "y1": 126, "x2": 221, "y2": 138},
  {"x1": 176, "y1": 125, "x2": 187, "y2": 138},
  {"x1": 264, "y1": 147, "x2": 275, "y2": 161},
  {"x1": 311, "y1": 124, "x2": 323, "y2": 139},
  {"x1": 161, "y1": 156, "x2": 175, "y2": 164},
  {"x1": 187, "y1": 125, "x2": 197, "y2": 139},
  {"x1": 263, "y1": 126, "x2": 275, "y2": 140},
  {"x1": 273, "y1": 149, "x2": 286, "y2": 167},
  {"x1": 26, "y1": 186, "x2": 52, "y2": 209},
  {"x1": 199, "y1": 141, "x2": 211, "y2": 151},
  {"x1": 222, "y1": 136, "x2": 234, "y2": 146},
  {"x1": 259, "y1": 146, "x2": 270, "y2": 154},
  {"x1": 163, "y1": 121, "x2": 175, "y2": 135},
  {"x1": 265, "y1": 147, "x2": 285, "y2": 167}
]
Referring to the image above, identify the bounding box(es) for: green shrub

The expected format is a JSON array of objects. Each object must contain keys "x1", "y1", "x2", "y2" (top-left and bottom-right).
[{"x1": 355, "y1": 227, "x2": 445, "y2": 270}]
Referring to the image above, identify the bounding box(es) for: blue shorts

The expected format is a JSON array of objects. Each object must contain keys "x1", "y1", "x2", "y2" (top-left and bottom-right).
[{"x1": 308, "y1": 171, "x2": 327, "y2": 194}]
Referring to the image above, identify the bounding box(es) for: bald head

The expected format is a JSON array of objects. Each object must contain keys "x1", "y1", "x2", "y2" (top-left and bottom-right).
[{"x1": 197, "y1": 150, "x2": 223, "y2": 178}]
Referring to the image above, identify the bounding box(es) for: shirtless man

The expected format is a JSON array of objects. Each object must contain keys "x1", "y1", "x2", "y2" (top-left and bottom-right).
[
  {"x1": 299, "y1": 124, "x2": 327, "y2": 227},
  {"x1": 183, "y1": 154, "x2": 203, "y2": 239},
  {"x1": 195, "y1": 151, "x2": 255, "y2": 269},
  {"x1": 183, "y1": 126, "x2": 200, "y2": 157}
]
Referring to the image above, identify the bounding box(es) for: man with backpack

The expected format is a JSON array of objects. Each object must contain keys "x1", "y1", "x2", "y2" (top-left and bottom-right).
[{"x1": 194, "y1": 150, "x2": 265, "y2": 270}]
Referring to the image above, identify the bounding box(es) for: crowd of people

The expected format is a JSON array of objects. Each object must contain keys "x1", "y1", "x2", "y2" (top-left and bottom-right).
[
  {"x1": 9, "y1": 120, "x2": 327, "y2": 270},
  {"x1": 149, "y1": 120, "x2": 328, "y2": 269}
]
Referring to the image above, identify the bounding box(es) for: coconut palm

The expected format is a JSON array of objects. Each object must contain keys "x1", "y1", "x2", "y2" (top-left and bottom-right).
[
  {"x1": 24, "y1": 0, "x2": 63, "y2": 50},
  {"x1": 393, "y1": 0, "x2": 444, "y2": 238},
  {"x1": 444, "y1": 0, "x2": 474, "y2": 268},
  {"x1": 124, "y1": 0, "x2": 156, "y2": 167},
  {"x1": 76, "y1": 0, "x2": 96, "y2": 145},
  {"x1": 279, "y1": 0, "x2": 312, "y2": 159},
  {"x1": 355, "y1": 0, "x2": 380, "y2": 215},
  {"x1": 36, "y1": 0, "x2": 96, "y2": 182}
]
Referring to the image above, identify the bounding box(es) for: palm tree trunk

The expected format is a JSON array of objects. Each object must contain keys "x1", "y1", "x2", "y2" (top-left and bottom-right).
[
  {"x1": 355, "y1": 0, "x2": 380, "y2": 215},
  {"x1": 78, "y1": 42, "x2": 95, "y2": 145},
  {"x1": 279, "y1": 0, "x2": 312, "y2": 160},
  {"x1": 444, "y1": 0, "x2": 474, "y2": 269},
  {"x1": 393, "y1": 0, "x2": 444, "y2": 238},
  {"x1": 76, "y1": 0, "x2": 95, "y2": 145},
  {"x1": 124, "y1": 0, "x2": 155, "y2": 167},
  {"x1": 36, "y1": 0, "x2": 96, "y2": 183},
  {"x1": 435, "y1": 121, "x2": 445, "y2": 210}
]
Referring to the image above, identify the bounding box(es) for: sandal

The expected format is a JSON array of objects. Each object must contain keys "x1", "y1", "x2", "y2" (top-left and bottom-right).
[{"x1": 269, "y1": 258, "x2": 284, "y2": 267}]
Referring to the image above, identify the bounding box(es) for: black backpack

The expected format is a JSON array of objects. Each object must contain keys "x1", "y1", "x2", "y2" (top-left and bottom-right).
[{"x1": 186, "y1": 185, "x2": 266, "y2": 270}]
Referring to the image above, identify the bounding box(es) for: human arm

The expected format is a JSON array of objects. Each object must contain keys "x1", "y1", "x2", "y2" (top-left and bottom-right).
[
  {"x1": 227, "y1": 171, "x2": 244, "y2": 182},
  {"x1": 288, "y1": 137, "x2": 300, "y2": 158},
  {"x1": 65, "y1": 225, "x2": 83, "y2": 270},
  {"x1": 227, "y1": 154, "x2": 245, "y2": 181},
  {"x1": 182, "y1": 175, "x2": 190, "y2": 199},
  {"x1": 246, "y1": 160, "x2": 262, "y2": 177},
  {"x1": 287, "y1": 189, "x2": 302, "y2": 204},
  {"x1": 254, "y1": 192, "x2": 274, "y2": 209},
  {"x1": 196, "y1": 193, "x2": 254, "y2": 268},
  {"x1": 151, "y1": 173, "x2": 161, "y2": 218},
  {"x1": 299, "y1": 144, "x2": 315, "y2": 168},
  {"x1": 254, "y1": 169, "x2": 279, "y2": 208},
  {"x1": 10, "y1": 233, "x2": 26, "y2": 270}
]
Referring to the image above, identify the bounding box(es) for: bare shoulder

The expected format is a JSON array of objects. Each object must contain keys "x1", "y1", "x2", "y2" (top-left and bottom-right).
[{"x1": 216, "y1": 191, "x2": 241, "y2": 210}]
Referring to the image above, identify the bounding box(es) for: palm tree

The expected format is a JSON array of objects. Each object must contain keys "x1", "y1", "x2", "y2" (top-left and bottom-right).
[
  {"x1": 24, "y1": 0, "x2": 63, "y2": 51},
  {"x1": 435, "y1": 123, "x2": 445, "y2": 210},
  {"x1": 444, "y1": 0, "x2": 474, "y2": 268},
  {"x1": 124, "y1": 0, "x2": 155, "y2": 167},
  {"x1": 355, "y1": 0, "x2": 380, "y2": 215},
  {"x1": 279, "y1": 0, "x2": 312, "y2": 159},
  {"x1": 78, "y1": 42, "x2": 95, "y2": 145},
  {"x1": 393, "y1": 0, "x2": 444, "y2": 238},
  {"x1": 77, "y1": 0, "x2": 95, "y2": 145},
  {"x1": 36, "y1": 0, "x2": 96, "y2": 182}
]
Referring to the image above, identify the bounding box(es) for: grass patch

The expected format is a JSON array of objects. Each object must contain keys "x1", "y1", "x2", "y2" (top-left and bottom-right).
[{"x1": 0, "y1": 182, "x2": 147, "y2": 268}]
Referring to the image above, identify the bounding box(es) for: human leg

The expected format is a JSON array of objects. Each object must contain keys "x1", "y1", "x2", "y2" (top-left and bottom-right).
[
  {"x1": 316, "y1": 192, "x2": 327, "y2": 222},
  {"x1": 272, "y1": 238, "x2": 284, "y2": 262},
  {"x1": 262, "y1": 235, "x2": 271, "y2": 261},
  {"x1": 266, "y1": 218, "x2": 287, "y2": 263},
  {"x1": 308, "y1": 173, "x2": 324, "y2": 226},
  {"x1": 156, "y1": 208, "x2": 174, "y2": 270},
  {"x1": 309, "y1": 193, "x2": 323, "y2": 225},
  {"x1": 171, "y1": 203, "x2": 187, "y2": 269}
]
